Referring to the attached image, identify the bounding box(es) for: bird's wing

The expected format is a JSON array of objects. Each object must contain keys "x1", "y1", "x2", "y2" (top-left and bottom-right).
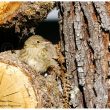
[{"x1": 45, "y1": 43, "x2": 58, "y2": 59}]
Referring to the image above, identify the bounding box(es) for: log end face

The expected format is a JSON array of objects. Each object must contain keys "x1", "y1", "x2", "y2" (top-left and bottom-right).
[{"x1": 0, "y1": 62, "x2": 38, "y2": 108}]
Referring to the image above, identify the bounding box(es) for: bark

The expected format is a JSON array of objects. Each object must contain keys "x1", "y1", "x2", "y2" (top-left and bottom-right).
[
  {"x1": 58, "y1": 1, "x2": 110, "y2": 108},
  {"x1": 0, "y1": 2, "x2": 53, "y2": 38}
]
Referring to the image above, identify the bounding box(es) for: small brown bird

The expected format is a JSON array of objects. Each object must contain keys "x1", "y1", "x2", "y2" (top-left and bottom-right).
[
  {"x1": 19, "y1": 35, "x2": 71, "y2": 107},
  {"x1": 19, "y1": 35, "x2": 59, "y2": 74}
]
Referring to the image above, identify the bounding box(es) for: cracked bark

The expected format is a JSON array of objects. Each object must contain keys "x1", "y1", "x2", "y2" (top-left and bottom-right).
[
  {"x1": 0, "y1": 2, "x2": 53, "y2": 38},
  {"x1": 58, "y1": 1, "x2": 110, "y2": 108}
]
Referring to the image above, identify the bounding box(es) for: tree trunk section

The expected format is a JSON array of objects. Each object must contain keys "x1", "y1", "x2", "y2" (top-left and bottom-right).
[
  {"x1": 0, "y1": 2, "x2": 53, "y2": 38},
  {"x1": 58, "y1": 2, "x2": 110, "y2": 108}
]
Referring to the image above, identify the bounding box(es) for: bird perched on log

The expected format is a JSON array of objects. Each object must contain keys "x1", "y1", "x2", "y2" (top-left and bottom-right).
[
  {"x1": 18, "y1": 35, "x2": 71, "y2": 108},
  {"x1": 19, "y1": 35, "x2": 59, "y2": 75}
]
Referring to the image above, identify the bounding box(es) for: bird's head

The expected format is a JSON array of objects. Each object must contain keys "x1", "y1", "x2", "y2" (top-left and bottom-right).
[{"x1": 24, "y1": 35, "x2": 49, "y2": 48}]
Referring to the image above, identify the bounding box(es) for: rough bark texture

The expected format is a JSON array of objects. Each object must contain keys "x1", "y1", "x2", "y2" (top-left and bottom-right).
[
  {"x1": 58, "y1": 2, "x2": 110, "y2": 108},
  {"x1": 0, "y1": 2, "x2": 53, "y2": 38}
]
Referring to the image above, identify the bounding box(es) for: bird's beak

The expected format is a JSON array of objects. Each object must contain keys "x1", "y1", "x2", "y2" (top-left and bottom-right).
[{"x1": 42, "y1": 42, "x2": 50, "y2": 44}]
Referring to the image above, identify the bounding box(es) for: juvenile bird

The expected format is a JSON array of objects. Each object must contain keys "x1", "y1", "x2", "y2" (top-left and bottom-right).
[{"x1": 19, "y1": 35, "x2": 59, "y2": 74}]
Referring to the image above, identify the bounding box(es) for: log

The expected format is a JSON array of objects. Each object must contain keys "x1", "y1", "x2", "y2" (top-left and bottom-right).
[
  {"x1": 0, "y1": 2, "x2": 54, "y2": 38},
  {"x1": 0, "y1": 51, "x2": 63, "y2": 108}
]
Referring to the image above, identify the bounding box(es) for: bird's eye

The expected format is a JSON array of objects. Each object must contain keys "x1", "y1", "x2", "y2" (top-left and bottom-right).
[{"x1": 37, "y1": 41, "x2": 40, "y2": 43}]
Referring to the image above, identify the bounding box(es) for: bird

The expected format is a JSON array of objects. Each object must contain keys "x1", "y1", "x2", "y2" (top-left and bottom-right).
[
  {"x1": 19, "y1": 35, "x2": 71, "y2": 107},
  {"x1": 19, "y1": 35, "x2": 59, "y2": 75}
]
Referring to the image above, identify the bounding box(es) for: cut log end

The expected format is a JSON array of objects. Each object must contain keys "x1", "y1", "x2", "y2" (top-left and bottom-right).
[{"x1": 0, "y1": 2, "x2": 22, "y2": 25}]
